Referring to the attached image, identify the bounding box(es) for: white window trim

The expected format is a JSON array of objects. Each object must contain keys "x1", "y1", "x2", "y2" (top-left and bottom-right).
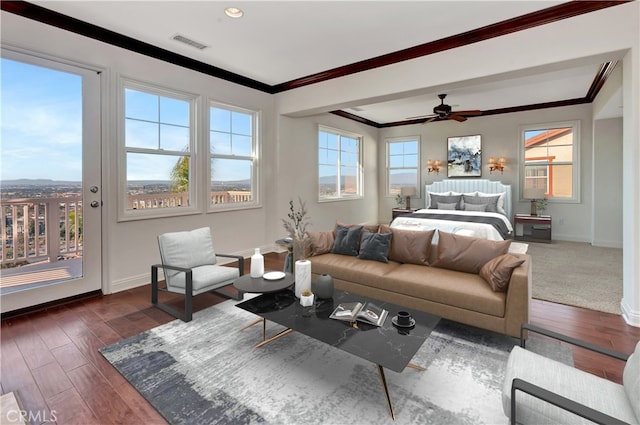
[
  {"x1": 385, "y1": 136, "x2": 421, "y2": 198},
  {"x1": 207, "y1": 100, "x2": 261, "y2": 212},
  {"x1": 117, "y1": 77, "x2": 201, "y2": 221},
  {"x1": 519, "y1": 119, "x2": 581, "y2": 203},
  {"x1": 318, "y1": 125, "x2": 363, "y2": 202}
]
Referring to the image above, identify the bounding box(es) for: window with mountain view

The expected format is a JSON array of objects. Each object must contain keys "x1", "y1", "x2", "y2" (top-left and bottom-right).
[
  {"x1": 318, "y1": 126, "x2": 362, "y2": 201},
  {"x1": 386, "y1": 138, "x2": 419, "y2": 196},
  {"x1": 522, "y1": 121, "x2": 579, "y2": 201},
  {"x1": 209, "y1": 104, "x2": 258, "y2": 210},
  {"x1": 121, "y1": 80, "x2": 197, "y2": 219}
]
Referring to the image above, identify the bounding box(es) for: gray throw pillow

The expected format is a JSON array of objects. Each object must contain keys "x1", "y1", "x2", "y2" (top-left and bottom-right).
[
  {"x1": 438, "y1": 202, "x2": 458, "y2": 210},
  {"x1": 358, "y1": 231, "x2": 392, "y2": 263},
  {"x1": 464, "y1": 203, "x2": 488, "y2": 212},
  {"x1": 430, "y1": 193, "x2": 462, "y2": 210},
  {"x1": 463, "y1": 194, "x2": 499, "y2": 213},
  {"x1": 332, "y1": 225, "x2": 363, "y2": 256}
]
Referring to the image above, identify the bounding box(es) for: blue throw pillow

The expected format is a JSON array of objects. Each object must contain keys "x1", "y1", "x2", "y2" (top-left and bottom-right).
[
  {"x1": 332, "y1": 225, "x2": 363, "y2": 256},
  {"x1": 357, "y1": 231, "x2": 392, "y2": 263}
]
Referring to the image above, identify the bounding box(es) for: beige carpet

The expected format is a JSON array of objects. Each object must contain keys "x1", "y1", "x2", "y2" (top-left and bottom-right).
[{"x1": 526, "y1": 240, "x2": 623, "y2": 314}]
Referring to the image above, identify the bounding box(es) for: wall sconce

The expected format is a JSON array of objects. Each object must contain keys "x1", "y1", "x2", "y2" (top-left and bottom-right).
[
  {"x1": 400, "y1": 186, "x2": 417, "y2": 209},
  {"x1": 427, "y1": 160, "x2": 442, "y2": 174},
  {"x1": 488, "y1": 157, "x2": 506, "y2": 174}
]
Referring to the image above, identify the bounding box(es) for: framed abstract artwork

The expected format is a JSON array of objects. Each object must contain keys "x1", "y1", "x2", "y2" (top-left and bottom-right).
[{"x1": 447, "y1": 135, "x2": 482, "y2": 177}]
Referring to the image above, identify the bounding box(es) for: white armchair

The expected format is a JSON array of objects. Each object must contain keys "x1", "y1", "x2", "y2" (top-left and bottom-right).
[
  {"x1": 151, "y1": 227, "x2": 244, "y2": 322},
  {"x1": 503, "y1": 324, "x2": 638, "y2": 425}
]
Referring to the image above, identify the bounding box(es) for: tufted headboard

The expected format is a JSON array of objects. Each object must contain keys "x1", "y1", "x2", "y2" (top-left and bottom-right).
[{"x1": 425, "y1": 179, "x2": 512, "y2": 220}]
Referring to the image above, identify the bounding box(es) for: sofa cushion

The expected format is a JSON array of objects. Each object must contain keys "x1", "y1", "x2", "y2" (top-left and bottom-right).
[
  {"x1": 332, "y1": 225, "x2": 363, "y2": 256},
  {"x1": 358, "y1": 231, "x2": 392, "y2": 263},
  {"x1": 380, "y1": 224, "x2": 435, "y2": 266},
  {"x1": 309, "y1": 253, "x2": 402, "y2": 288},
  {"x1": 433, "y1": 231, "x2": 511, "y2": 274},
  {"x1": 335, "y1": 221, "x2": 379, "y2": 236},
  {"x1": 307, "y1": 231, "x2": 335, "y2": 256},
  {"x1": 385, "y1": 264, "x2": 507, "y2": 317},
  {"x1": 480, "y1": 254, "x2": 526, "y2": 292}
]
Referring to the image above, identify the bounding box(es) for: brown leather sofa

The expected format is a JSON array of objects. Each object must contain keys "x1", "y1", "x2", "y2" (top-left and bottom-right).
[{"x1": 308, "y1": 229, "x2": 531, "y2": 338}]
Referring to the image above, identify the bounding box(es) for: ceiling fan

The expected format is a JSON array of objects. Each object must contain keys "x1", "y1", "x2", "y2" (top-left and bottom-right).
[{"x1": 407, "y1": 94, "x2": 482, "y2": 123}]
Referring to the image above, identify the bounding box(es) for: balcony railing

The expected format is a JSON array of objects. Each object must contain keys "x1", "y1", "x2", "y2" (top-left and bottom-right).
[
  {"x1": 1, "y1": 190, "x2": 252, "y2": 267},
  {"x1": 1, "y1": 197, "x2": 82, "y2": 266}
]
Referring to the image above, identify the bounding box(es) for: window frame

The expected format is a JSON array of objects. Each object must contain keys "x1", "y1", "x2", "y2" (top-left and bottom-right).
[
  {"x1": 118, "y1": 77, "x2": 200, "y2": 221},
  {"x1": 317, "y1": 125, "x2": 363, "y2": 202},
  {"x1": 385, "y1": 136, "x2": 421, "y2": 198},
  {"x1": 207, "y1": 101, "x2": 260, "y2": 212},
  {"x1": 519, "y1": 120, "x2": 580, "y2": 203}
]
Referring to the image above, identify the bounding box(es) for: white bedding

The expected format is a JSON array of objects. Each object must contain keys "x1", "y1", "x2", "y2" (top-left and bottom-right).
[{"x1": 391, "y1": 208, "x2": 513, "y2": 241}]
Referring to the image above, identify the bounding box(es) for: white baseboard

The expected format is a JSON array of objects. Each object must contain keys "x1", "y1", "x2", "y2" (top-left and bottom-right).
[
  {"x1": 591, "y1": 239, "x2": 623, "y2": 248},
  {"x1": 622, "y1": 299, "x2": 640, "y2": 328},
  {"x1": 551, "y1": 233, "x2": 590, "y2": 243}
]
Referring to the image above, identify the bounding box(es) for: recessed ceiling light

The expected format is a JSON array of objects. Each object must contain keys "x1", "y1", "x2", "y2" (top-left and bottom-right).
[{"x1": 224, "y1": 7, "x2": 244, "y2": 18}]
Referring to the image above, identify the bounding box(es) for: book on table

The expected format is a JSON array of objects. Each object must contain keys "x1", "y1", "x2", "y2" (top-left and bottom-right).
[{"x1": 329, "y1": 301, "x2": 389, "y2": 327}]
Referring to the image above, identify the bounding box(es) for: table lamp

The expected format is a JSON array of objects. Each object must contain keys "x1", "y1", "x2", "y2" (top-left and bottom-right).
[
  {"x1": 400, "y1": 186, "x2": 417, "y2": 210},
  {"x1": 523, "y1": 188, "x2": 546, "y2": 216}
]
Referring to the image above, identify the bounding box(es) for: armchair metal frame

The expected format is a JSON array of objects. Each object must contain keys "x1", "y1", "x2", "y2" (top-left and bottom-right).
[
  {"x1": 510, "y1": 323, "x2": 630, "y2": 425},
  {"x1": 151, "y1": 254, "x2": 244, "y2": 322}
]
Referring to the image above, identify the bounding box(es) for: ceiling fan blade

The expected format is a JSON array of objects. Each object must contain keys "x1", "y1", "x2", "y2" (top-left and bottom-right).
[
  {"x1": 422, "y1": 116, "x2": 439, "y2": 124},
  {"x1": 452, "y1": 110, "x2": 482, "y2": 116},
  {"x1": 406, "y1": 113, "x2": 435, "y2": 120},
  {"x1": 450, "y1": 114, "x2": 467, "y2": 122}
]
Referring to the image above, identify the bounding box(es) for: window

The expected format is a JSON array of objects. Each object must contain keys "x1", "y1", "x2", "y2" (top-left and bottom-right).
[
  {"x1": 318, "y1": 126, "x2": 362, "y2": 201},
  {"x1": 386, "y1": 138, "x2": 419, "y2": 196},
  {"x1": 209, "y1": 103, "x2": 259, "y2": 209},
  {"x1": 121, "y1": 80, "x2": 197, "y2": 219},
  {"x1": 521, "y1": 120, "x2": 579, "y2": 201}
]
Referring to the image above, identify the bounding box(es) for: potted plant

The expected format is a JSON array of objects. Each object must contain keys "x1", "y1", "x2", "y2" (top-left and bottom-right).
[
  {"x1": 535, "y1": 197, "x2": 548, "y2": 215},
  {"x1": 282, "y1": 198, "x2": 313, "y2": 297}
]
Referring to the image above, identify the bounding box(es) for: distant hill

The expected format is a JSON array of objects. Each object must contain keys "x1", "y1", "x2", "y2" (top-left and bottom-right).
[{"x1": 1, "y1": 179, "x2": 80, "y2": 186}]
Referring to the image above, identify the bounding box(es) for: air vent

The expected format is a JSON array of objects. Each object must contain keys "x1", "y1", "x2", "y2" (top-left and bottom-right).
[{"x1": 171, "y1": 34, "x2": 209, "y2": 50}]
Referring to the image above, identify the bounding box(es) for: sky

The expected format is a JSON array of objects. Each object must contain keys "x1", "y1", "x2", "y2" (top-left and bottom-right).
[
  {"x1": 1, "y1": 58, "x2": 83, "y2": 181},
  {"x1": 1, "y1": 57, "x2": 252, "y2": 183}
]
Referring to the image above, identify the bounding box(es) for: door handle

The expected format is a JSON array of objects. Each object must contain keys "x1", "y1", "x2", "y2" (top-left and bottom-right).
[{"x1": 90, "y1": 201, "x2": 100, "y2": 208}]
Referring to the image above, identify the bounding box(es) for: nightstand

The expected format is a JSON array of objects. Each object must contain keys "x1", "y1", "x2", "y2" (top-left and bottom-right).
[
  {"x1": 392, "y1": 208, "x2": 419, "y2": 220},
  {"x1": 514, "y1": 214, "x2": 552, "y2": 243}
]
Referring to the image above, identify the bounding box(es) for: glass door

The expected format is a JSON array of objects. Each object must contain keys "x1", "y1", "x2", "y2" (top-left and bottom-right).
[{"x1": 0, "y1": 49, "x2": 102, "y2": 312}]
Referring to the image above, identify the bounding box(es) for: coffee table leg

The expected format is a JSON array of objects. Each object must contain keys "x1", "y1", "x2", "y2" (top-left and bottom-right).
[
  {"x1": 253, "y1": 328, "x2": 294, "y2": 348},
  {"x1": 406, "y1": 363, "x2": 426, "y2": 371},
  {"x1": 377, "y1": 365, "x2": 395, "y2": 420},
  {"x1": 239, "y1": 317, "x2": 265, "y2": 336}
]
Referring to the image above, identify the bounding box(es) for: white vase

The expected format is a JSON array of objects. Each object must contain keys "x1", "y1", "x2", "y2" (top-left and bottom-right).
[
  {"x1": 250, "y1": 248, "x2": 264, "y2": 278},
  {"x1": 294, "y1": 259, "x2": 311, "y2": 298}
]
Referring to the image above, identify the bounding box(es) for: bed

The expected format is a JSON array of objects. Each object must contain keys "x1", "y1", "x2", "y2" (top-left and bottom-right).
[{"x1": 391, "y1": 179, "x2": 513, "y2": 241}]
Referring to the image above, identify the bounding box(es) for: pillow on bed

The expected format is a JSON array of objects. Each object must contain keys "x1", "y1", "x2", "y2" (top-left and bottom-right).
[
  {"x1": 476, "y1": 192, "x2": 506, "y2": 215},
  {"x1": 464, "y1": 203, "x2": 488, "y2": 212},
  {"x1": 463, "y1": 194, "x2": 499, "y2": 213},
  {"x1": 437, "y1": 202, "x2": 458, "y2": 210},
  {"x1": 358, "y1": 231, "x2": 392, "y2": 263},
  {"x1": 433, "y1": 230, "x2": 511, "y2": 274},
  {"x1": 480, "y1": 253, "x2": 525, "y2": 291},
  {"x1": 425, "y1": 191, "x2": 450, "y2": 209},
  {"x1": 429, "y1": 193, "x2": 462, "y2": 210},
  {"x1": 379, "y1": 224, "x2": 435, "y2": 265}
]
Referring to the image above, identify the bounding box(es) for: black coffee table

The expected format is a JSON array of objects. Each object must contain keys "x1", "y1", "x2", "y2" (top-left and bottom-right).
[{"x1": 236, "y1": 288, "x2": 441, "y2": 419}]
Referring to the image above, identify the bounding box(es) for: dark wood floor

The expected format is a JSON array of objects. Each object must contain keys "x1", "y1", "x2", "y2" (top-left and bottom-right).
[{"x1": 1, "y1": 251, "x2": 639, "y2": 424}]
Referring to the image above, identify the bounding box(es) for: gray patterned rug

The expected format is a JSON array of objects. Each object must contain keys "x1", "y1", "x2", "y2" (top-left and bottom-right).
[{"x1": 100, "y1": 299, "x2": 572, "y2": 425}]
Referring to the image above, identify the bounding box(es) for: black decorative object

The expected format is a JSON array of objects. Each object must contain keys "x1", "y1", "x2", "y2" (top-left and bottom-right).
[{"x1": 312, "y1": 273, "x2": 334, "y2": 299}]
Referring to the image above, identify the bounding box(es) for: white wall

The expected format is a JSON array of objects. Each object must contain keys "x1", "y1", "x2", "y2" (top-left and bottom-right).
[
  {"x1": 592, "y1": 118, "x2": 623, "y2": 248},
  {"x1": 271, "y1": 113, "x2": 380, "y2": 241}
]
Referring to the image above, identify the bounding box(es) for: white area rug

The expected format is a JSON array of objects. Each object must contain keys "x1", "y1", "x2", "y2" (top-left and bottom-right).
[{"x1": 101, "y1": 299, "x2": 571, "y2": 425}]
